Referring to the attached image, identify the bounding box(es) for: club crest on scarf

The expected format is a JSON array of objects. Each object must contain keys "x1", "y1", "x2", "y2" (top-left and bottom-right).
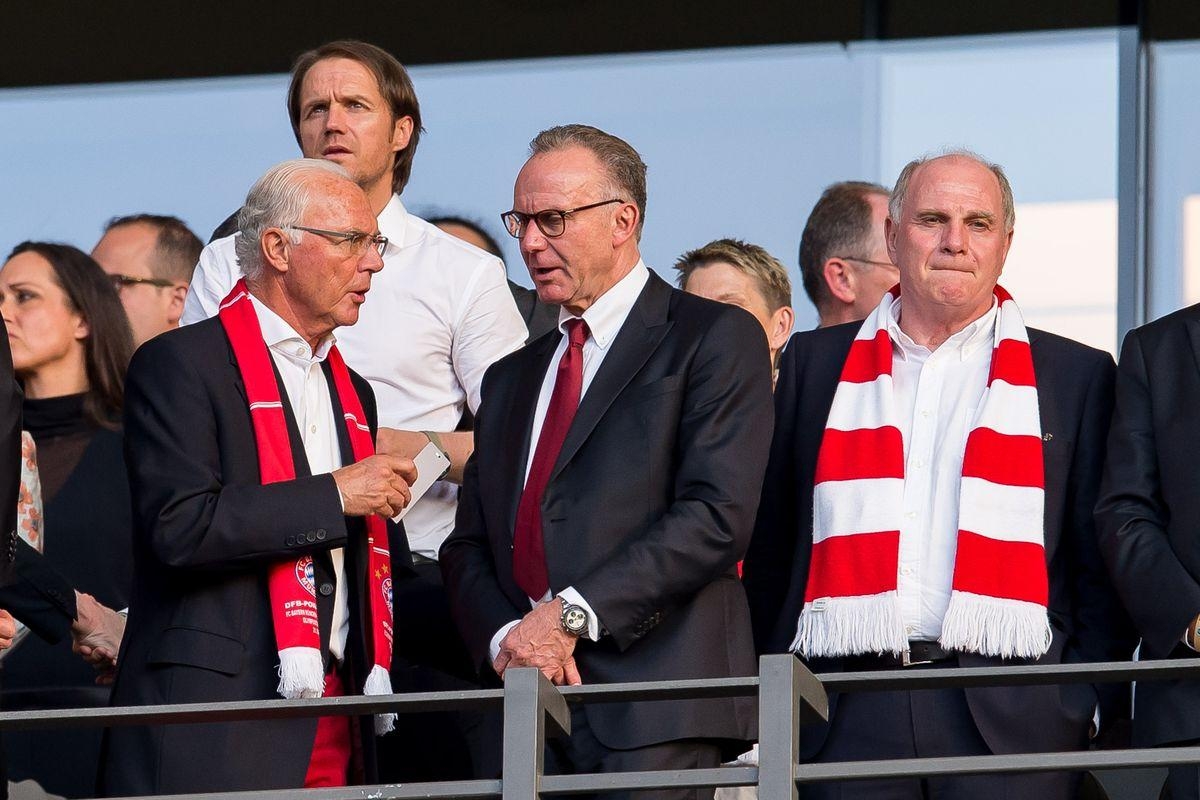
[
  {"x1": 295, "y1": 555, "x2": 316, "y2": 596},
  {"x1": 795, "y1": 285, "x2": 1052, "y2": 661}
]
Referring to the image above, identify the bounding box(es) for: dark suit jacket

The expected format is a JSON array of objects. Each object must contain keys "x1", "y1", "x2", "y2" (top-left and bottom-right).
[
  {"x1": 744, "y1": 321, "x2": 1135, "y2": 758},
  {"x1": 0, "y1": 317, "x2": 20, "y2": 585},
  {"x1": 440, "y1": 272, "x2": 774, "y2": 750},
  {"x1": 99, "y1": 316, "x2": 413, "y2": 796},
  {"x1": 1096, "y1": 303, "x2": 1200, "y2": 747}
]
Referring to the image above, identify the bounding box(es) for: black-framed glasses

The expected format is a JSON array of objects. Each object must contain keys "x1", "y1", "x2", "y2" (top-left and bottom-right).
[
  {"x1": 108, "y1": 274, "x2": 175, "y2": 293},
  {"x1": 834, "y1": 256, "x2": 898, "y2": 270},
  {"x1": 500, "y1": 199, "x2": 624, "y2": 239},
  {"x1": 287, "y1": 225, "x2": 388, "y2": 257}
]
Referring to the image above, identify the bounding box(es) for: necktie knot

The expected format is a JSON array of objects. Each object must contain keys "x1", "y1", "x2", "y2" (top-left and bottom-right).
[{"x1": 565, "y1": 318, "x2": 589, "y2": 349}]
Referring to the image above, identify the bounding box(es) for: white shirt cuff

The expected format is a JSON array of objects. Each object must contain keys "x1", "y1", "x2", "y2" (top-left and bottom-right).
[
  {"x1": 558, "y1": 586, "x2": 601, "y2": 641},
  {"x1": 489, "y1": 619, "x2": 521, "y2": 665}
]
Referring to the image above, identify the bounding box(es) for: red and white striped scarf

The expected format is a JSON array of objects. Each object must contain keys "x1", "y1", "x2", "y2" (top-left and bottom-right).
[
  {"x1": 795, "y1": 285, "x2": 1051, "y2": 660},
  {"x1": 219, "y1": 280, "x2": 395, "y2": 733}
]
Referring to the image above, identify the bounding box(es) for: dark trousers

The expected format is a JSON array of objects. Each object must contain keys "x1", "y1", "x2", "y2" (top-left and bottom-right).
[
  {"x1": 545, "y1": 705, "x2": 722, "y2": 800},
  {"x1": 802, "y1": 660, "x2": 1080, "y2": 800},
  {"x1": 377, "y1": 559, "x2": 501, "y2": 781}
]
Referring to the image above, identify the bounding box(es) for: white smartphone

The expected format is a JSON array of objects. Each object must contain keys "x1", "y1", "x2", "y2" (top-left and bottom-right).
[{"x1": 393, "y1": 440, "x2": 450, "y2": 522}]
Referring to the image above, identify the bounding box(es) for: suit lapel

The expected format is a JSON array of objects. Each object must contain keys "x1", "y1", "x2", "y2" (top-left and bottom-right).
[
  {"x1": 501, "y1": 333, "x2": 560, "y2": 538},
  {"x1": 550, "y1": 274, "x2": 673, "y2": 482}
]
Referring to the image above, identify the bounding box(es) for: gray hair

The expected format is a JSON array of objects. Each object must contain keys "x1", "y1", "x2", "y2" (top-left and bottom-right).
[
  {"x1": 234, "y1": 158, "x2": 351, "y2": 280},
  {"x1": 529, "y1": 124, "x2": 648, "y2": 239},
  {"x1": 889, "y1": 149, "x2": 1015, "y2": 233}
]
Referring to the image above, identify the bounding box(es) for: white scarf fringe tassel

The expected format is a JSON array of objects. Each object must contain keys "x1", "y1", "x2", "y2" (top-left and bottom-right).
[{"x1": 940, "y1": 591, "x2": 1052, "y2": 659}]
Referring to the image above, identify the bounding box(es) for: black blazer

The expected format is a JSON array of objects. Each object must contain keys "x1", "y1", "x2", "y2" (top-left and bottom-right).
[
  {"x1": 1096, "y1": 303, "x2": 1200, "y2": 747},
  {"x1": 0, "y1": 317, "x2": 20, "y2": 585},
  {"x1": 744, "y1": 321, "x2": 1135, "y2": 757},
  {"x1": 99, "y1": 317, "x2": 413, "y2": 796},
  {"x1": 440, "y1": 272, "x2": 774, "y2": 750}
]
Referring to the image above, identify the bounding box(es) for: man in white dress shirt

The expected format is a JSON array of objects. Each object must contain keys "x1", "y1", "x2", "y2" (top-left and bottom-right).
[
  {"x1": 181, "y1": 40, "x2": 526, "y2": 781},
  {"x1": 743, "y1": 151, "x2": 1134, "y2": 799}
]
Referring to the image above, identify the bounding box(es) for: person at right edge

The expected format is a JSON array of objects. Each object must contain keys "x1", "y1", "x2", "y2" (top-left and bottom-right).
[{"x1": 1095, "y1": 296, "x2": 1200, "y2": 799}]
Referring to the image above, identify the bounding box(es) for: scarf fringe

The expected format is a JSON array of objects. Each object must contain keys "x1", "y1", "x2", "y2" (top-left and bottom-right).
[
  {"x1": 792, "y1": 593, "x2": 907, "y2": 657},
  {"x1": 939, "y1": 591, "x2": 1051, "y2": 659},
  {"x1": 276, "y1": 647, "x2": 326, "y2": 699},
  {"x1": 365, "y1": 664, "x2": 396, "y2": 735}
]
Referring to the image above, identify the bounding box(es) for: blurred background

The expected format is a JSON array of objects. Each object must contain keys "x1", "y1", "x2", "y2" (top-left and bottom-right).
[{"x1": 2, "y1": 0, "x2": 1195, "y2": 347}]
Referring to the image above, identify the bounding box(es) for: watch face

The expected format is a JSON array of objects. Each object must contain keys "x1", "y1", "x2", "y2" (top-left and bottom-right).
[{"x1": 563, "y1": 605, "x2": 588, "y2": 634}]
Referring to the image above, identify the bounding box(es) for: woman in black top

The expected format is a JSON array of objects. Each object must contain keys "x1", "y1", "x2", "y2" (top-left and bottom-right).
[{"x1": 0, "y1": 242, "x2": 133, "y2": 798}]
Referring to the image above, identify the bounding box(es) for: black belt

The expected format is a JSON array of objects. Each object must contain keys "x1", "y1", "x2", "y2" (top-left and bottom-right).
[
  {"x1": 845, "y1": 640, "x2": 956, "y2": 669},
  {"x1": 411, "y1": 553, "x2": 438, "y2": 566}
]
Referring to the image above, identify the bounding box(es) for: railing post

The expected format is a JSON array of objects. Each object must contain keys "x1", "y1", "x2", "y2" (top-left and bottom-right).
[
  {"x1": 758, "y1": 654, "x2": 828, "y2": 800},
  {"x1": 502, "y1": 667, "x2": 571, "y2": 800}
]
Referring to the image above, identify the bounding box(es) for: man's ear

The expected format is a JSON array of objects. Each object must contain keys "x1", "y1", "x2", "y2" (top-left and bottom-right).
[
  {"x1": 611, "y1": 202, "x2": 639, "y2": 247},
  {"x1": 165, "y1": 284, "x2": 188, "y2": 326},
  {"x1": 262, "y1": 229, "x2": 291, "y2": 274},
  {"x1": 391, "y1": 115, "x2": 414, "y2": 155},
  {"x1": 766, "y1": 305, "x2": 795, "y2": 353},
  {"x1": 823, "y1": 259, "x2": 857, "y2": 304}
]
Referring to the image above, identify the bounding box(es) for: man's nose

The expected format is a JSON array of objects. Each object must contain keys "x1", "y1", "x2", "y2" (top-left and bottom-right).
[
  {"x1": 362, "y1": 246, "x2": 384, "y2": 273},
  {"x1": 518, "y1": 219, "x2": 547, "y2": 253},
  {"x1": 941, "y1": 220, "x2": 968, "y2": 253},
  {"x1": 324, "y1": 103, "x2": 347, "y2": 132}
]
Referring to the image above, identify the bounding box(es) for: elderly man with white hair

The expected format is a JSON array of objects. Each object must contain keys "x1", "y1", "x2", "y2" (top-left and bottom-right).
[
  {"x1": 743, "y1": 151, "x2": 1135, "y2": 799},
  {"x1": 100, "y1": 158, "x2": 417, "y2": 795}
]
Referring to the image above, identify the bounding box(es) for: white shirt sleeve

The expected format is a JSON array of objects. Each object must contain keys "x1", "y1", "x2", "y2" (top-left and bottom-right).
[
  {"x1": 182, "y1": 235, "x2": 242, "y2": 325},
  {"x1": 452, "y1": 255, "x2": 527, "y2": 414}
]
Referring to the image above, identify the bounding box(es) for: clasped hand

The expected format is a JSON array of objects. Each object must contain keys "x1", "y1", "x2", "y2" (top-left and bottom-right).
[{"x1": 493, "y1": 598, "x2": 582, "y2": 686}]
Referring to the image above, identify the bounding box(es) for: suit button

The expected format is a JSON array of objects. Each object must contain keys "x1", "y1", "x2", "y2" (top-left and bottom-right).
[
  {"x1": 319, "y1": 583, "x2": 334, "y2": 597},
  {"x1": 315, "y1": 528, "x2": 327, "y2": 541},
  {"x1": 306, "y1": 531, "x2": 318, "y2": 543},
  {"x1": 285, "y1": 535, "x2": 296, "y2": 547}
]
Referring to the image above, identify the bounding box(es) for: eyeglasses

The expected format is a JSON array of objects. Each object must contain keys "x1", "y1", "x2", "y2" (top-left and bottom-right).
[
  {"x1": 108, "y1": 274, "x2": 175, "y2": 293},
  {"x1": 287, "y1": 225, "x2": 388, "y2": 257},
  {"x1": 835, "y1": 256, "x2": 897, "y2": 270},
  {"x1": 500, "y1": 199, "x2": 624, "y2": 239}
]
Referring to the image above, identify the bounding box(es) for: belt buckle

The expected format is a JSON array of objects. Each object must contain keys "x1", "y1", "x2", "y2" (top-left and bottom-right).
[{"x1": 900, "y1": 648, "x2": 934, "y2": 667}]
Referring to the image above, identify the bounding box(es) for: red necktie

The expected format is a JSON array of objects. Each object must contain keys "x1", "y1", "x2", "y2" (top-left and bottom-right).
[{"x1": 513, "y1": 318, "x2": 589, "y2": 599}]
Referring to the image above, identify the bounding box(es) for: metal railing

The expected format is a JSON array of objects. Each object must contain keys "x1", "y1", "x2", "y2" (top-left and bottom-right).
[{"x1": 4, "y1": 655, "x2": 1199, "y2": 799}]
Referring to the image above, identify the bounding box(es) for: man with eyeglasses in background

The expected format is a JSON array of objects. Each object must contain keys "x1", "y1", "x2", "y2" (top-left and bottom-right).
[
  {"x1": 799, "y1": 180, "x2": 896, "y2": 328},
  {"x1": 440, "y1": 125, "x2": 774, "y2": 798},
  {"x1": 91, "y1": 214, "x2": 202, "y2": 348},
  {"x1": 181, "y1": 40, "x2": 526, "y2": 783}
]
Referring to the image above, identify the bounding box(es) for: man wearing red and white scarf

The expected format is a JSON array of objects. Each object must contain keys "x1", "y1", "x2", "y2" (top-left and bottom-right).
[
  {"x1": 744, "y1": 152, "x2": 1134, "y2": 799},
  {"x1": 100, "y1": 159, "x2": 417, "y2": 796}
]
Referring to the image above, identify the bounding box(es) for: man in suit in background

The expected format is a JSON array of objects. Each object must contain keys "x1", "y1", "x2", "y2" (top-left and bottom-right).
[
  {"x1": 439, "y1": 124, "x2": 774, "y2": 799},
  {"x1": 744, "y1": 151, "x2": 1133, "y2": 799},
  {"x1": 91, "y1": 214, "x2": 202, "y2": 349},
  {"x1": 100, "y1": 159, "x2": 416, "y2": 794},
  {"x1": 799, "y1": 180, "x2": 895, "y2": 328},
  {"x1": 1096, "y1": 304, "x2": 1200, "y2": 799}
]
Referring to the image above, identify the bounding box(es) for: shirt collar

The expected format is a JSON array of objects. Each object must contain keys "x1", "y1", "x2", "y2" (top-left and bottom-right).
[
  {"x1": 376, "y1": 194, "x2": 408, "y2": 253},
  {"x1": 248, "y1": 293, "x2": 336, "y2": 362},
  {"x1": 886, "y1": 296, "x2": 998, "y2": 363},
  {"x1": 557, "y1": 259, "x2": 651, "y2": 350}
]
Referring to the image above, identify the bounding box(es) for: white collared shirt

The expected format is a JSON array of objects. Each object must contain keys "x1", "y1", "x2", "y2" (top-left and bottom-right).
[
  {"x1": 183, "y1": 196, "x2": 527, "y2": 558},
  {"x1": 886, "y1": 298, "x2": 997, "y2": 641},
  {"x1": 248, "y1": 294, "x2": 350, "y2": 662},
  {"x1": 489, "y1": 260, "x2": 651, "y2": 661}
]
